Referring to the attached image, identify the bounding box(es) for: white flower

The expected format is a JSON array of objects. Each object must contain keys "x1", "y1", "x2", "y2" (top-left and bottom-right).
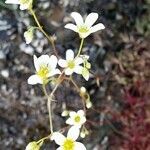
[
  {"x1": 24, "y1": 27, "x2": 34, "y2": 44},
  {"x1": 58, "y1": 49, "x2": 84, "y2": 75},
  {"x1": 28, "y1": 55, "x2": 61, "y2": 85},
  {"x1": 5, "y1": 0, "x2": 33, "y2": 10},
  {"x1": 66, "y1": 110, "x2": 86, "y2": 128},
  {"x1": 51, "y1": 126, "x2": 86, "y2": 150},
  {"x1": 25, "y1": 141, "x2": 40, "y2": 150},
  {"x1": 65, "y1": 12, "x2": 105, "y2": 38}
]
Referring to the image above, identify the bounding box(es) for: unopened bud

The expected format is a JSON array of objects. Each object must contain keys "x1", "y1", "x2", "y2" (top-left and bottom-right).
[
  {"x1": 80, "y1": 86, "x2": 86, "y2": 94},
  {"x1": 86, "y1": 100, "x2": 92, "y2": 109},
  {"x1": 61, "y1": 110, "x2": 69, "y2": 117},
  {"x1": 24, "y1": 27, "x2": 34, "y2": 44},
  {"x1": 80, "y1": 132, "x2": 86, "y2": 138},
  {"x1": 25, "y1": 141, "x2": 40, "y2": 150},
  {"x1": 86, "y1": 62, "x2": 91, "y2": 69}
]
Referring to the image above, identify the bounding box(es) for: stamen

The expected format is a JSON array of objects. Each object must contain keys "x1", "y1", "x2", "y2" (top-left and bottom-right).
[
  {"x1": 67, "y1": 60, "x2": 75, "y2": 69},
  {"x1": 79, "y1": 26, "x2": 89, "y2": 33},
  {"x1": 37, "y1": 65, "x2": 49, "y2": 79},
  {"x1": 63, "y1": 139, "x2": 75, "y2": 150},
  {"x1": 74, "y1": 115, "x2": 81, "y2": 123}
]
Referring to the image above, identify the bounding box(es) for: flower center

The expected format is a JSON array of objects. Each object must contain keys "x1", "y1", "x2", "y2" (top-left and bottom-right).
[
  {"x1": 67, "y1": 60, "x2": 75, "y2": 69},
  {"x1": 74, "y1": 115, "x2": 81, "y2": 123},
  {"x1": 37, "y1": 65, "x2": 49, "y2": 79},
  {"x1": 79, "y1": 26, "x2": 89, "y2": 33},
  {"x1": 63, "y1": 138, "x2": 75, "y2": 150}
]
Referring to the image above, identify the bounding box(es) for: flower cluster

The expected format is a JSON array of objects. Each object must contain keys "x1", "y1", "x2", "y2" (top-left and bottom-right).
[
  {"x1": 28, "y1": 50, "x2": 91, "y2": 85},
  {"x1": 5, "y1": 1, "x2": 105, "y2": 149},
  {"x1": 51, "y1": 110, "x2": 86, "y2": 150}
]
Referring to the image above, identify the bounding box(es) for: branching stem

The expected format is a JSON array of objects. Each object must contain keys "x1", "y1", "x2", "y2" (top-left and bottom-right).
[
  {"x1": 42, "y1": 73, "x2": 64, "y2": 134},
  {"x1": 29, "y1": 8, "x2": 58, "y2": 57}
]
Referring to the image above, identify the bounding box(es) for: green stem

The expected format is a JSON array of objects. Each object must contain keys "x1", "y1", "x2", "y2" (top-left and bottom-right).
[
  {"x1": 42, "y1": 85, "x2": 53, "y2": 133},
  {"x1": 29, "y1": 8, "x2": 58, "y2": 57},
  {"x1": 76, "y1": 38, "x2": 84, "y2": 57},
  {"x1": 42, "y1": 73, "x2": 64, "y2": 133},
  {"x1": 37, "y1": 125, "x2": 70, "y2": 144},
  {"x1": 47, "y1": 97, "x2": 53, "y2": 133},
  {"x1": 37, "y1": 135, "x2": 51, "y2": 144}
]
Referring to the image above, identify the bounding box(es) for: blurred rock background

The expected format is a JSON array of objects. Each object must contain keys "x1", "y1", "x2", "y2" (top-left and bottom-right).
[{"x1": 0, "y1": 0, "x2": 150, "y2": 149}]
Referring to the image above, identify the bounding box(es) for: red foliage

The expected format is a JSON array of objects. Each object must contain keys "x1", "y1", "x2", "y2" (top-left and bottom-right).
[{"x1": 119, "y1": 82, "x2": 150, "y2": 149}]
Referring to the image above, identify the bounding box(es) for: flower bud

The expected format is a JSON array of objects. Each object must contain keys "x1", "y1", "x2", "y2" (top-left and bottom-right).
[
  {"x1": 85, "y1": 62, "x2": 91, "y2": 69},
  {"x1": 80, "y1": 132, "x2": 86, "y2": 138},
  {"x1": 20, "y1": 0, "x2": 33, "y2": 10},
  {"x1": 61, "y1": 110, "x2": 69, "y2": 117},
  {"x1": 80, "y1": 127, "x2": 89, "y2": 138},
  {"x1": 24, "y1": 27, "x2": 34, "y2": 44},
  {"x1": 82, "y1": 68, "x2": 89, "y2": 81},
  {"x1": 25, "y1": 141, "x2": 40, "y2": 150},
  {"x1": 86, "y1": 100, "x2": 92, "y2": 108},
  {"x1": 80, "y1": 86, "x2": 86, "y2": 94}
]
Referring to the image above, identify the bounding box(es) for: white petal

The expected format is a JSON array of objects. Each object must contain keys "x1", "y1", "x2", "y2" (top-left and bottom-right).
[
  {"x1": 89, "y1": 23, "x2": 105, "y2": 33},
  {"x1": 48, "y1": 55, "x2": 58, "y2": 69},
  {"x1": 75, "y1": 57, "x2": 84, "y2": 65},
  {"x1": 65, "y1": 68, "x2": 74, "y2": 75},
  {"x1": 58, "y1": 59, "x2": 67, "y2": 68},
  {"x1": 80, "y1": 117, "x2": 86, "y2": 124},
  {"x1": 66, "y1": 118, "x2": 73, "y2": 125},
  {"x1": 5, "y1": 0, "x2": 19, "y2": 4},
  {"x1": 67, "y1": 126, "x2": 80, "y2": 141},
  {"x1": 27, "y1": 75, "x2": 42, "y2": 85},
  {"x1": 48, "y1": 69, "x2": 61, "y2": 77},
  {"x1": 69, "y1": 111, "x2": 77, "y2": 117},
  {"x1": 33, "y1": 55, "x2": 39, "y2": 71},
  {"x1": 77, "y1": 110, "x2": 85, "y2": 116},
  {"x1": 74, "y1": 142, "x2": 86, "y2": 150},
  {"x1": 65, "y1": 23, "x2": 78, "y2": 32},
  {"x1": 66, "y1": 49, "x2": 74, "y2": 60},
  {"x1": 85, "y1": 13, "x2": 98, "y2": 28},
  {"x1": 74, "y1": 124, "x2": 82, "y2": 128},
  {"x1": 71, "y1": 12, "x2": 84, "y2": 26},
  {"x1": 36, "y1": 55, "x2": 50, "y2": 67},
  {"x1": 51, "y1": 132, "x2": 66, "y2": 145},
  {"x1": 74, "y1": 66, "x2": 83, "y2": 74},
  {"x1": 80, "y1": 55, "x2": 89, "y2": 60}
]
